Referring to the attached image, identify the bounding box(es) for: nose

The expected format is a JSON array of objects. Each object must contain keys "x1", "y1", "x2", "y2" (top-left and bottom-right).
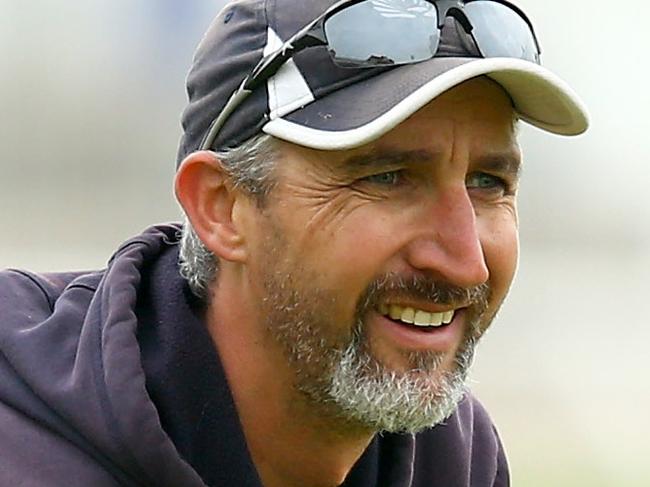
[{"x1": 404, "y1": 185, "x2": 489, "y2": 288}]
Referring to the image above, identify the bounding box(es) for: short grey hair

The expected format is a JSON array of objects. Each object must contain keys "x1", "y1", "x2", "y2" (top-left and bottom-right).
[{"x1": 178, "y1": 134, "x2": 279, "y2": 299}]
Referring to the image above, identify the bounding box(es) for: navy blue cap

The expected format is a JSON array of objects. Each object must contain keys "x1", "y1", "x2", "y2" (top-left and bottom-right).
[{"x1": 177, "y1": 0, "x2": 588, "y2": 165}]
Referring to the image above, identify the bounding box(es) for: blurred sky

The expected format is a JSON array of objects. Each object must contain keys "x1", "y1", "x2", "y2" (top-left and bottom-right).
[{"x1": 1, "y1": 1, "x2": 649, "y2": 485}]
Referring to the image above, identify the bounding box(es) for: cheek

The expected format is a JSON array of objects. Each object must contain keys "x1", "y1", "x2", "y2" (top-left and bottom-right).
[
  {"x1": 306, "y1": 212, "x2": 400, "y2": 277},
  {"x1": 288, "y1": 209, "x2": 407, "y2": 321},
  {"x1": 478, "y1": 211, "x2": 519, "y2": 297}
]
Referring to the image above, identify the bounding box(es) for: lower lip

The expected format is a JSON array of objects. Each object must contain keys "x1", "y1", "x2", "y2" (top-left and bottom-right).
[{"x1": 372, "y1": 311, "x2": 464, "y2": 353}]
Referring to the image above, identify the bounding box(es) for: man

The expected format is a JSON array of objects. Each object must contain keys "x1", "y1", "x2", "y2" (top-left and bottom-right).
[{"x1": 0, "y1": 1, "x2": 587, "y2": 486}]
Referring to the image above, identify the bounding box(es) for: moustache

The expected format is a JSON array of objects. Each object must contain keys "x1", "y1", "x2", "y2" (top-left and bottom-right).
[{"x1": 357, "y1": 273, "x2": 491, "y2": 318}]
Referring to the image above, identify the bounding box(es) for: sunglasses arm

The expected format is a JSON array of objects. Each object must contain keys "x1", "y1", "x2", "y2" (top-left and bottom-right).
[
  {"x1": 246, "y1": 32, "x2": 325, "y2": 91},
  {"x1": 199, "y1": 85, "x2": 253, "y2": 151}
]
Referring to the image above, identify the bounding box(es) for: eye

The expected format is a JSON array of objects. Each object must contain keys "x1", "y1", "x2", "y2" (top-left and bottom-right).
[
  {"x1": 361, "y1": 170, "x2": 403, "y2": 186},
  {"x1": 466, "y1": 172, "x2": 508, "y2": 194}
]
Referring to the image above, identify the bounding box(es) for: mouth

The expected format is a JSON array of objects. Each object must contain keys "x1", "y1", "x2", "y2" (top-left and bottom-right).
[
  {"x1": 378, "y1": 303, "x2": 457, "y2": 330},
  {"x1": 369, "y1": 302, "x2": 466, "y2": 353}
]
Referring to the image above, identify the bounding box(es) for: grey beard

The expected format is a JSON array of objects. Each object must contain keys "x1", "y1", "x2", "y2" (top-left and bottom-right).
[
  {"x1": 264, "y1": 271, "x2": 490, "y2": 434},
  {"x1": 325, "y1": 326, "x2": 479, "y2": 433}
]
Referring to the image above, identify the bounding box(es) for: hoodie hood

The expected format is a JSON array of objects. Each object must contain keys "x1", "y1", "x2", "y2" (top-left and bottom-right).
[{"x1": 0, "y1": 225, "x2": 208, "y2": 487}]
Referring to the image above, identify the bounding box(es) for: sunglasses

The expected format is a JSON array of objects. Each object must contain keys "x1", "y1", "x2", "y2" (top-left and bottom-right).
[{"x1": 201, "y1": 0, "x2": 541, "y2": 151}]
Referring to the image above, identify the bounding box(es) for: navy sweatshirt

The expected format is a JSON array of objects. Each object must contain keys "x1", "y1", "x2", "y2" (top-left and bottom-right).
[{"x1": 0, "y1": 224, "x2": 509, "y2": 486}]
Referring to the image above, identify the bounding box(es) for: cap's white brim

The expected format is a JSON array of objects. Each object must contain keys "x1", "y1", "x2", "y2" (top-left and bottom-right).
[{"x1": 263, "y1": 57, "x2": 589, "y2": 150}]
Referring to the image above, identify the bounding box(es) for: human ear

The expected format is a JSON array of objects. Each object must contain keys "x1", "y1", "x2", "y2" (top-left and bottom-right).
[{"x1": 174, "y1": 151, "x2": 248, "y2": 264}]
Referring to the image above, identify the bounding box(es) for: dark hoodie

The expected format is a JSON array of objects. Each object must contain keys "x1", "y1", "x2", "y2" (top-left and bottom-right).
[{"x1": 0, "y1": 224, "x2": 509, "y2": 487}]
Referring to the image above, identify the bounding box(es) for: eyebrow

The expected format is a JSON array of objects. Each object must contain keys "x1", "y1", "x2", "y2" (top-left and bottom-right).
[
  {"x1": 474, "y1": 151, "x2": 522, "y2": 178},
  {"x1": 337, "y1": 149, "x2": 436, "y2": 172},
  {"x1": 337, "y1": 148, "x2": 521, "y2": 177}
]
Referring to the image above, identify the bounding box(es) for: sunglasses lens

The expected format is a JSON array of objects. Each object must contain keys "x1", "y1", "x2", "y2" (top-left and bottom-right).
[
  {"x1": 464, "y1": 1, "x2": 539, "y2": 63},
  {"x1": 325, "y1": 0, "x2": 439, "y2": 67}
]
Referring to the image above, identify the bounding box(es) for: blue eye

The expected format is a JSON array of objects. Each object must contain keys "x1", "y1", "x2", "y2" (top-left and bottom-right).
[
  {"x1": 362, "y1": 171, "x2": 401, "y2": 185},
  {"x1": 466, "y1": 172, "x2": 506, "y2": 191}
]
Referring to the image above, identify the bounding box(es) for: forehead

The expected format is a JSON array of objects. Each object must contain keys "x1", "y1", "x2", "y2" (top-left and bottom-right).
[
  {"x1": 401, "y1": 77, "x2": 517, "y2": 131},
  {"x1": 381, "y1": 77, "x2": 517, "y2": 148}
]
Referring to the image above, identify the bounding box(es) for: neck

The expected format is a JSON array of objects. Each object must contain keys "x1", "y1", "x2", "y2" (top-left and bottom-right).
[{"x1": 207, "y1": 277, "x2": 374, "y2": 487}]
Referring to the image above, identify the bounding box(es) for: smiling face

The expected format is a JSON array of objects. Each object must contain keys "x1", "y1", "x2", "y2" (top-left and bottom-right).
[{"x1": 240, "y1": 77, "x2": 521, "y2": 433}]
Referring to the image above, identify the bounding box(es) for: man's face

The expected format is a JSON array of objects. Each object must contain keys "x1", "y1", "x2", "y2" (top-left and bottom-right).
[{"x1": 242, "y1": 78, "x2": 520, "y2": 433}]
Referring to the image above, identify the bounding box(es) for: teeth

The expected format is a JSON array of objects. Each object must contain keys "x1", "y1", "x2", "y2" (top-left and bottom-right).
[
  {"x1": 413, "y1": 310, "x2": 431, "y2": 326},
  {"x1": 389, "y1": 305, "x2": 403, "y2": 320},
  {"x1": 400, "y1": 307, "x2": 415, "y2": 324},
  {"x1": 431, "y1": 312, "x2": 443, "y2": 326},
  {"x1": 380, "y1": 304, "x2": 456, "y2": 328}
]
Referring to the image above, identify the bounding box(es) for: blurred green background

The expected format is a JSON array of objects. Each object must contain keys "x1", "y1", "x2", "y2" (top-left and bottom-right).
[{"x1": 1, "y1": 1, "x2": 648, "y2": 485}]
